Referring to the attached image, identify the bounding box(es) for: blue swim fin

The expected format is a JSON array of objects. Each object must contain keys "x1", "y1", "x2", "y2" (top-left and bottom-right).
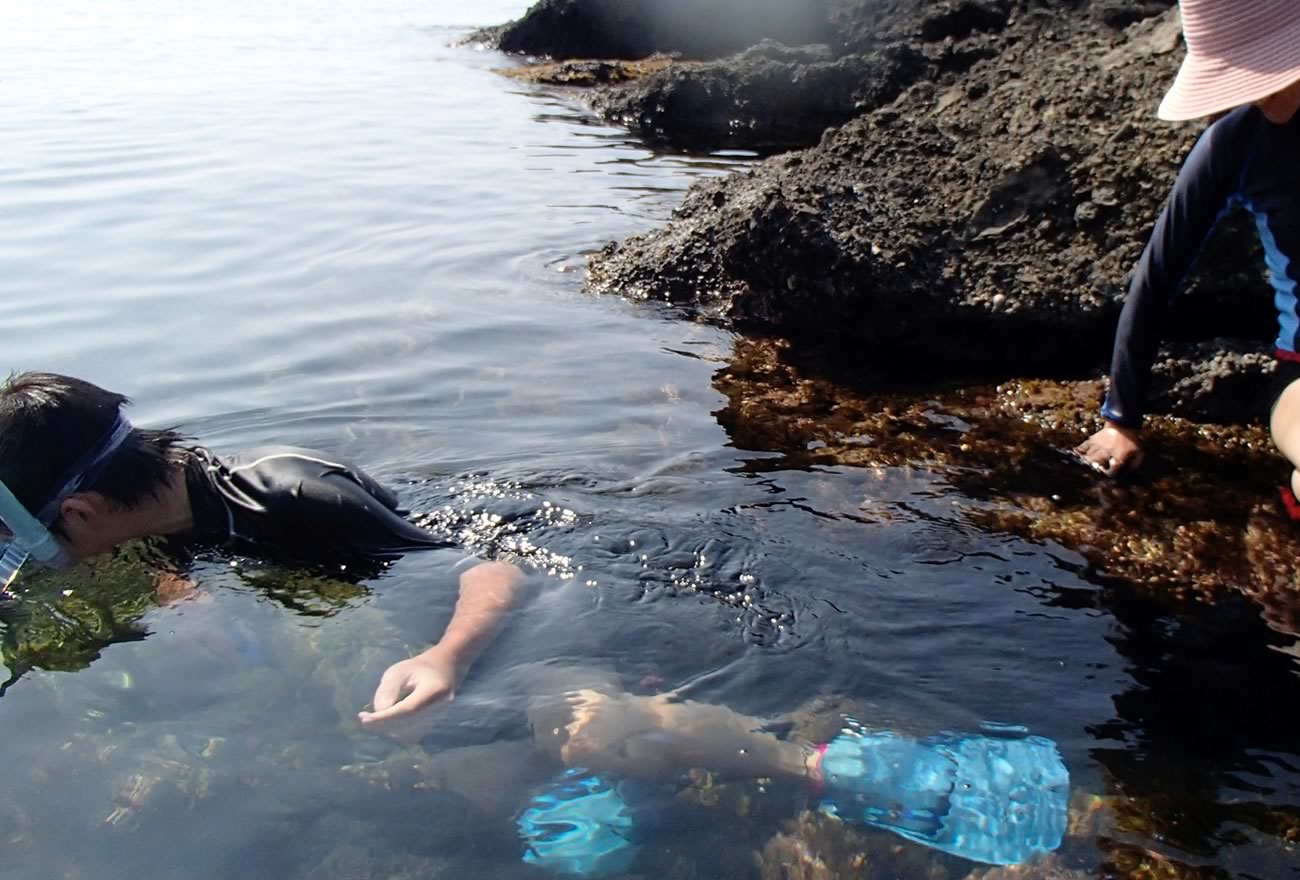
[
  {"x1": 818, "y1": 720, "x2": 1069, "y2": 865},
  {"x1": 517, "y1": 768, "x2": 638, "y2": 877}
]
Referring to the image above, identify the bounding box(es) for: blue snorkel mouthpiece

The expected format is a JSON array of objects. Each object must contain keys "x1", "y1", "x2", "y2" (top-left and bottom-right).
[{"x1": 0, "y1": 415, "x2": 134, "y2": 591}]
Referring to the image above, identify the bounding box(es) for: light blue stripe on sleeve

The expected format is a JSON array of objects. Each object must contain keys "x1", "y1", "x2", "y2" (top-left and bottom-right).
[{"x1": 1248, "y1": 202, "x2": 1300, "y2": 352}]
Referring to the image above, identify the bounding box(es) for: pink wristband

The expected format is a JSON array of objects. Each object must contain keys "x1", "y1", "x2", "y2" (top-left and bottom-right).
[{"x1": 808, "y1": 743, "x2": 829, "y2": 792}]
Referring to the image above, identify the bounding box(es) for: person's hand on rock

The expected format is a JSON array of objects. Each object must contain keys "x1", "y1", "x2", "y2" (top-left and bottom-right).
[{"x1": 1076, "y1": 422, "x2": 1143, "y2": 476}]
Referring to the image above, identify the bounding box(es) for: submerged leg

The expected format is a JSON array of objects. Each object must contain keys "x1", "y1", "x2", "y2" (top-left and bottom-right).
[
  {"x1": 518, "y1": 681, "x2": 816, "y2": 878},
  {"x1": 517, "y1": 675, "x2": 1071, "y2": 869},
  {"x1": 528, "y1": 687, "x2": 815, "y2": 783}
]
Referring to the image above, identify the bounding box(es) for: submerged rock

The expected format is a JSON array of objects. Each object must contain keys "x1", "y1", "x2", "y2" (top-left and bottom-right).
[
  {"x1": 757, "y1": 808, "x2": 1089, "y2": 880},
  {"x1": 1, "y1": 545, "x2": 161, "y2": 676},
  {"x1": 289, "y1": 812, "x2": 456, "y2": 880},
  {"x1": 756, "y1": 809, "x2": 944, "y2": 880}
]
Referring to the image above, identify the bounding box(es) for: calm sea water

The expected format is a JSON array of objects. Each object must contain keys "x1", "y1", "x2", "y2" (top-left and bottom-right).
[{"x1": 1, "y1": 2, "x2": 1297, "y2": 878}]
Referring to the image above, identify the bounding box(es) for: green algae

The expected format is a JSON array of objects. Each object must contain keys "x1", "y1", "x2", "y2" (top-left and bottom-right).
[
  {"x1": 1, "y1": 543, "x2": 161, "y2": 681},
  {"x1": 0, "y1": 544, "x2": 375, "y2": 687}
]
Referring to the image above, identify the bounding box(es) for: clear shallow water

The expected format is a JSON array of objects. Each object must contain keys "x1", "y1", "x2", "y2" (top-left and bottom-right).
[{"x1": 1, "y1": 2, "x2": 1298, "y2": 878}]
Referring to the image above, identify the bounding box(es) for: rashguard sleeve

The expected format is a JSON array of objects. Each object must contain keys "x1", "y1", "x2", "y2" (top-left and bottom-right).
[
  {"x1": 1101, "y1": 117, "x2": 1247, "y2": 428},
  {"x1": 311, "y1": 471, "x2": 454, "y2": 555},
  {"x1": 259, "y1": 460, "x2": 454, "y2": 559}
]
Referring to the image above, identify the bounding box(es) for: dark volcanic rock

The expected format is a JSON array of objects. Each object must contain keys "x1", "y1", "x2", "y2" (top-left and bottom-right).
[
  {"x1": 468, "y1": 0, "x2": 834, "y2": 61},
  {"x1": 918, "y1": 0, "x2": 1012, "y2": 42},
  {"x1": 1093, "y1": 0, "x2": 1177, "y2": 30},
  {"x1": 588, "y1": 7, "x2": 1273, "y2": 391},
  {"x1": 834, "y1": 0, "x2": 1011, "y2": 56},
  {"x1": 591, "y1": 42, "x2": 930, "y2": 154},
  {"x1": 1147, "y1": 339, "x2": 1278, "y2": 423}
]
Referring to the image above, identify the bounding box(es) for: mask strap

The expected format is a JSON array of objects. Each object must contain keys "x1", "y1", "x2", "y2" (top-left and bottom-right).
[
  {"x1": 0, "y1": 415, "x2": 134, "y2": 569},
  {"x1": 37, "y1": 416, "x2": 135, "y2": 523}
]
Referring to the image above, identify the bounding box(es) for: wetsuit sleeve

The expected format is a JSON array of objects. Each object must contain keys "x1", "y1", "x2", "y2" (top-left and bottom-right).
[
  {"x1": 1101, "y1": 115, "x2": 1250, "y2": 428},
  {"x1": 296, "y1": 469, "x2": 454, "y2": 556}
]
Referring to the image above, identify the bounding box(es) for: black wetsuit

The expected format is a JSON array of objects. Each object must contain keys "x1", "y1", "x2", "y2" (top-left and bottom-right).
[
  {"x1": 1103, "y1": 106, "x2": 1300, "y2": 427},
  {"x1": 182, "y1": 446, "x2": 451, "y2": 564}
]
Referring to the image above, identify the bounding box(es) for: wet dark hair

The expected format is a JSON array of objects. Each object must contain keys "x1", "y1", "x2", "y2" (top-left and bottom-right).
[{"x1": 0, "y1": 372, "x2": 188, "y2": 526}]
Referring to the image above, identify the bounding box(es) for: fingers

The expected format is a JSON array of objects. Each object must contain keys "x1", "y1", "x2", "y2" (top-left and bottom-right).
[
  {"x1": 359, "y1": 678, "x2": 450, "y2": 726},
  {"x1": 358, "y1": 703, "x2": 411, "y2": 725},
  {"x1": 1094, "y1": 451, "x2": 1140, "y2": 477},
  {"x1": 1073, "y1": 441, "x2": 1112, "y2": 474},
  {"x1": 1100, "y1": 445, "x2": 1142, "y2": 476},
  {"x1": 369, "y1": 668, "x2": 406, "y2": 714},
  {"x1": 1093, "y1": 452, "x2": 1123, "y2": 477},
  {"x1": 1075, "y1": 432, "x2": 1142, "y2": 478}
]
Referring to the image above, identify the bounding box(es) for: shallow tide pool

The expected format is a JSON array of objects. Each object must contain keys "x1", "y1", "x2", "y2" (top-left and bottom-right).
[{"x1": 1, "y1": 2, "x2": 1298, "y2": 878}]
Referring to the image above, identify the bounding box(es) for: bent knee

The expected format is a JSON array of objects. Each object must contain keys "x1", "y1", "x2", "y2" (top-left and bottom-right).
[{"x1": 1272, "y1": 379, "x2": 1300, "y2": 455}]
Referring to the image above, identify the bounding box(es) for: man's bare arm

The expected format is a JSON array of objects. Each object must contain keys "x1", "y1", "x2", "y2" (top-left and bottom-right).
[{"x1": 358, "y1": 560, "x2": 527, "y2": 729}]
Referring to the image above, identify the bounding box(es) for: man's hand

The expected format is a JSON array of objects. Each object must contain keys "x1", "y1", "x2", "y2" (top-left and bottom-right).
[
  {"x1": 1076, "y1": 422, "x2": 1144, "y2": 476},
  {"x1": 357, "y1": 560, "x2": 527, "y2": 739},
  {"x1": 358, "y1": 648, "x2": 461, "y2": 732}
]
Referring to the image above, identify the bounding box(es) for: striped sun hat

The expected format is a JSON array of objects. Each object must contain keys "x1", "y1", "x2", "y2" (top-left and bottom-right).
[{"x1": 1158, "y1": 0, "x2": 1300, "y2": 121}]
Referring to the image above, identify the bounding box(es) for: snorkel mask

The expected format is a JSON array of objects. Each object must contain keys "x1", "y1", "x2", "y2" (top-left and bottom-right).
[{"x1": 0, "y1": 415, "x2": 134, "y2": 591}]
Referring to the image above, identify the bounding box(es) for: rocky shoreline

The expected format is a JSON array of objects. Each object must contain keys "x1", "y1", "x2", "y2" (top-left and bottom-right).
[
  {"x1": 474, "y1": 1, "x2": 1275, "y2": 417},
  {"x1": 473, "y1": 2, "x2": 1298, "y2": 625}
]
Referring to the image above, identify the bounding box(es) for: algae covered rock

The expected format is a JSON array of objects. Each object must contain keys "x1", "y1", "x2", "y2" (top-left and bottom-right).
[
  {"x1": 756, "y1": 808, "x2": 952, "y2": 880},
  {"x1": 287, "y1": 812, "x2": 456, "y2": 880},
  {"x1": 497, "y1": 54, "x2": 677, "y2": 87},
  {"x1": 713, "y1": 337, "x2": 1300, "y2": 612},
  {"x1": 1145, "y1": 339, "x2": 1277, "y2": 423}
]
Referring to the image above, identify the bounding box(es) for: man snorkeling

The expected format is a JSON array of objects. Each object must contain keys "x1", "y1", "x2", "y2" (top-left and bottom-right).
[
  {"x1": 1077, "y1": 0, "x2": 1300, "y2": 515},
  {"x1": 0, "y1": 371, "x2": 1072, "y2": 872},
  {"x1": 0, "y1": 371, "x2": 528, "y2": 733}
]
